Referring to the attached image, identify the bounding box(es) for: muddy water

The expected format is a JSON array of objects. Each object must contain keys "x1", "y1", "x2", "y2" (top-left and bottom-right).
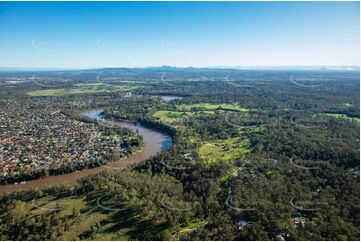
[{"x1": 0, "y1": 109, "x2": 172, "y2": 194}]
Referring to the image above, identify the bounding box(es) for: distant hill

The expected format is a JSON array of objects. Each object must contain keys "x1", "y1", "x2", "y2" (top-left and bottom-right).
[{"x1": 0, "y1": 65, "x2": 359, "y2": 73}]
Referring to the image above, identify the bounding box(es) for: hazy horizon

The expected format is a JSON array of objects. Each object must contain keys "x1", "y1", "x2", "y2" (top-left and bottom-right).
[{"x1": 0, "y1": 65, "x2": 359, "y2": 72}]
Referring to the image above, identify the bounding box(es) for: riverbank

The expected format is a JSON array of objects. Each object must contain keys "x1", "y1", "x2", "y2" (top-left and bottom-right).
[{"x1": 0, "y1": 109, "x2": 172, "y2": 194}]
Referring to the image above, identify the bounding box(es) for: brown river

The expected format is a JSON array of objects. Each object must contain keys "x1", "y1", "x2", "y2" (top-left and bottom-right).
[{"x1": 0, "y1": 109, "x2": 172, "y2": 194}]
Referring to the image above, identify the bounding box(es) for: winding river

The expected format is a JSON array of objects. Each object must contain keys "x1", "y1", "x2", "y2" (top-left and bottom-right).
[{"x1": 0, "y1": 109, "x2": 172, "y2": 194}]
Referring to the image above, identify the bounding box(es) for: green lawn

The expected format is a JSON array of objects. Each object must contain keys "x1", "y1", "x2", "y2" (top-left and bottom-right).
[
  {"x1": 24, "y1": 193, "x2": 133, "y2": 240},
  {"x1": 320, "y1": 113, "x2": 360, "y2": 123},
  {"x1": 73, "y1": 83, "x2": 112, "y2": 87},
  {"x1": 220, "y1": 166, "x2": 241, "y2": 182},
  {"x1": 175, "y1": 103, "x2": 249, "y2": 112},
  {"x1": 178, "y1": 219, "x2": 207, "y2": 234},
  {"x1": 152, "y1": 110, "x2": 187, "y2": 124},
  {"x1": 31, "y1": 196, "x2": 86, "y2": 216},
  {"x1": 152, "y1": 110, "x2": 214, "y2": 126},
  {"x1": 152, "y1": 103, "x2": 250, "y2": 127},
  {"x1": 198, "y1": 137, "x2": 251, "y2": 164}
]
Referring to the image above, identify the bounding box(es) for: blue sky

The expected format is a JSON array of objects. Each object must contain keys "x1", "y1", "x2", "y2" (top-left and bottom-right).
[{"x1": 0, "y1": 1, "x2": 359, "y2": 68}]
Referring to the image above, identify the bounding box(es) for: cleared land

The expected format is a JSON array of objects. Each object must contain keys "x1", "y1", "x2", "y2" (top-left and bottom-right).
[
  {"x1": 152, "y1": 103, "x2": 256, "y2": 165},
  {"x1": 27, "y1": 86, "x2": 140, "y2": 96},
  {"x1": 320, "y1": 113, "x2": 360, "y2": 123},
  {"x1": 198, "y1": 137, "x2": 251, "y2": 164},
  {"x1": 152, "y1": 110, "x2": 213, "y2": 127},
  {"x1": 152, "y1": 103, "x2": 249, "y2": 127},
  {"x1": 178, "y1": 219, "x2": 207, "y2": 234},
  {"x1": 175, "y1": 103, "x2": 249, "y2": 112},
  {"x1": 16, "y1": 193, "x2": 132, "y2": 240}
]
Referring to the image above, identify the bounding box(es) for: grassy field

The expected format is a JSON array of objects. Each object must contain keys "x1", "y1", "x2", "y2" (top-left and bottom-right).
[
  {"x1": 152, "y1": 110, "x2": 214, "y2": 126},
  {"x1": 20, "y1": 191, "x2": 208, "y2": 240},
  {"x1": 73, "y1": 83, "x2": 112, "y2": 87},
  {"x1": 320, "y1": 113, "x2": 360, "y2": 123},
  {"x1": 74, "y1": 81, "x2": 148, "y2": 86},
  {"x1": 20, "y1": 192, "x2": 144, "y2": 240},
  {"x1": 31, "y1": 195, "x2": 85, "y2": 217},
  {"x1": 175, "y1": 103, "x2": 249, "y2": 112},
  {"x1": 178, "y1": 219, "x2": 207, "y2": 234},
  {"x1": 198, "y1": 137, "x2": 251, "y2": 164},
  {"x1": 152, "y1": 110, "x2": 187, "y2": 125},
  {"x1": 152, "y1": 103, "x2": 255, "y2": 165},
  {"x1": 19, "y1": 195, "x2": 106, "y2": 240},
  {"x1": 27, "y1": 86, "x2": 140, "y2": 96},
  {"x1": 152, "y1": 103, "x2": 250, "y2": 126}
]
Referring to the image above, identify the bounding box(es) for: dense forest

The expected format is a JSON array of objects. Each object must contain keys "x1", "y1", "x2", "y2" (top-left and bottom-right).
[{"x1": 0, "y1": 68, "x2": 359, "y2": 240}]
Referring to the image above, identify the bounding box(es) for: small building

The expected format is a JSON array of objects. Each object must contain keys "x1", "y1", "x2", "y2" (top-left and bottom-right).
[{"x1": 237, "y1": 219, "x2": 253, "y2": 230}]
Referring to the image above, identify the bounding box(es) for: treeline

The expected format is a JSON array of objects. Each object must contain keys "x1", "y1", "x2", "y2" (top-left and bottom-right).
[{"x1": 137, "y1": 116, "x2": 177, "y2": 139}]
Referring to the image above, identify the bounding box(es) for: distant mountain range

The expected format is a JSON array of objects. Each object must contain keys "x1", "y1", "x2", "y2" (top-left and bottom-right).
[
  {"x1": 0, "y1": 65, "x2": 359, "y2": 72},
  {"x1": 207, "y1": 66, "x2": 360, "y2": 71}
]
